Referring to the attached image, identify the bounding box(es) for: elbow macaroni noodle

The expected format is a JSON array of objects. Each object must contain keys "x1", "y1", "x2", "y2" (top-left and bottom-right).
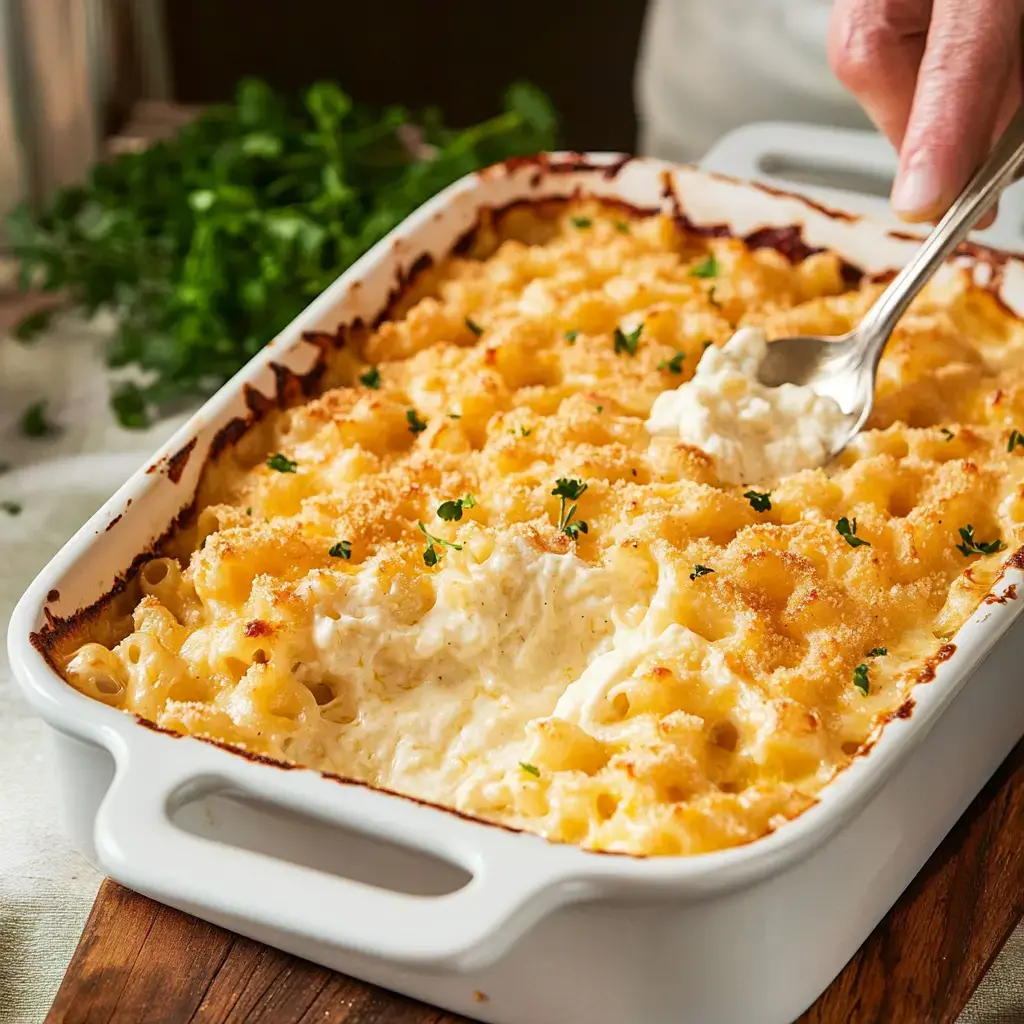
[{"x1": 62, "y1": 203, "x2": 1024, "y2": 856}]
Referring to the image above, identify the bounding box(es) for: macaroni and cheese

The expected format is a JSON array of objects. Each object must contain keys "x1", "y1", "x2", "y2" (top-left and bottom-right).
[{"x1": 59, "y1": 203, "x2": 1024, "y2": 856}]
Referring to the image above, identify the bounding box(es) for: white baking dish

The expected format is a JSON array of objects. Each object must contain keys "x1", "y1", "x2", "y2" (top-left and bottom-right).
[{"x1": 8, "y1": 154, "x2": 1024, "y2": 1024}]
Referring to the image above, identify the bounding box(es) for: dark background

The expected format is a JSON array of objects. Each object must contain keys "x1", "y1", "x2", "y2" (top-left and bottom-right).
[{"x1": 162, "y1": 0, "x2": 648, "y2": 152}]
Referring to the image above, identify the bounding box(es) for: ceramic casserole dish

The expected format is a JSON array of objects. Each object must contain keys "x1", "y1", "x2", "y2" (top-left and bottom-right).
[{"x1": 9, "y1": 154, "x2": 1024, "y2": 1024}]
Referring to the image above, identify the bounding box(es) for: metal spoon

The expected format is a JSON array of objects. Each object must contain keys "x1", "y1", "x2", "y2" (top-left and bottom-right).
[{"x1": 756, "y1": 105, "x2": 1024, "y2": 456}]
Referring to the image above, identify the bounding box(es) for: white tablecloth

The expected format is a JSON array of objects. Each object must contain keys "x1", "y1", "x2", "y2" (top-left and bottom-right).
[{"x1": 0, "y1": 321, "x2": 1021, "y2": 1023}]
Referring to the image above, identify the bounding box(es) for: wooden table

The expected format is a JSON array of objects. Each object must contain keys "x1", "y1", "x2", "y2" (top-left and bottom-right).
[{"x1": 43, "y1": 740, "x2": 1023, "y2": 1024}]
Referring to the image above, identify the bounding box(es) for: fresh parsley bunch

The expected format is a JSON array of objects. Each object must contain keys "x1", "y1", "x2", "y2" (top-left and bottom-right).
[{"x1": 6, "y1": 78, "x2": 558, "y2": 427}]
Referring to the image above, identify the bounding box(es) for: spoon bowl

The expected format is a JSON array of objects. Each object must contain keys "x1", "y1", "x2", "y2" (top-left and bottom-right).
[{"x1": 756, "y1": 105, "x2": 1024, "y2": 457}]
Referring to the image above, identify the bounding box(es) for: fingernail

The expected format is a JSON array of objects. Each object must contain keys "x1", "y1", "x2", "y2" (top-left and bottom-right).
[{"x1": 892, "y1": 156, "x2": 943, "y2": 220}]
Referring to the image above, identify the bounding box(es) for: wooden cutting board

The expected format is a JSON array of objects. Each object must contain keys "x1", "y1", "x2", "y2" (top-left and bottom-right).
[{"x1": 45, "y1": 740, "x2": 1023, "y2": 1024}]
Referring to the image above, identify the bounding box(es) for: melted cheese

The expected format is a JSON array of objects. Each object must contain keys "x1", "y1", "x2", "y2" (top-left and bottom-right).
[{"x1": 60, "y1": 202, "x2": 1024, "y2": 856}]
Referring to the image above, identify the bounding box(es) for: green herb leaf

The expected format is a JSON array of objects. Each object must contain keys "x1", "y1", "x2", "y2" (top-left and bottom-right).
[
  {"x1": 658, "y1": 352, "x2": 685, "y2": 374},
  {"x1": 956, "y1": 524, "x2": 1005, "y2": 557},
  {"x1": 836, "y1": 516, "x2": 871, "y2": 548},
  {"x1": 465, "y1": 317, "x2": 484, "y2": 337},
  {"x1": 266, "y1": 452, "x2": 297, "y2": 473},
  {"x1": 406, "y1": 409, "x2": 428, "y2": 434},
  {"x1": 12, "y1": 307, "x2": 55, "y2": 342},
  {"x1": 691, "y1": 254, "x2": 719, "y2": 279},
  {"x1": 6, "y1": 77, "x2": 559, "y2": 425},
  {"x1": 418, "y1": 520, "x2": 463, "y2": 565},
  {"x1": 437, "y1": 494, "x2": 476, "y2": 522},
  {"x1": 853, "y1": 663, "x2": 870, "y2": 696},
  {"x1": 564, "y1": 329, "x2": 579, "y2": 344},
  {"x1": 329, "y1": 540, "x2": 352, "y2": 559},
  {"x1": 552, "y1": 478, "x2": 587, "y2": 501},
  {"x1": 520, "y1": 761, "x2": 540, "y2": 776},
  {"x1": 744, "y1": 490, "x2": 772, "y2": 512},
  {"x1": 867, "y1": 647, "x2": 887, "y2": 658},
  {"x1": 613, "y1": 323, "x2": 643, "y2": 356},
  {"x1": 570, "y1": 216, "x2": 592, "y2": 229},
  {"x1": 359, "y1": 366, "x2": 381, "y2": 389},
  {"x1": 615, "y1": 221, "x2": 631, "y2": 234},
  {"x1": 689, "y1": 564, "x2": 714, "y2": 580},
  {"x1": 1, "y1": 501, "x2": 22, "y2": 516},
  {"x1": 1009, "y1": 429, "x2": 1024, "y2": 453},
  {"x1": 551, "y1": 478, "x2": 588, "y2": 538},
  {"x1": 20, "y1": 401, "x2": 56, "y2": 439}
]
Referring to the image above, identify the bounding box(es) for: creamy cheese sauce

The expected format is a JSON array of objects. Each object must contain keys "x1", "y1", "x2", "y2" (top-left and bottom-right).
[{"x1": 645, "y1": 327, "x2": 849, "y2": 484}]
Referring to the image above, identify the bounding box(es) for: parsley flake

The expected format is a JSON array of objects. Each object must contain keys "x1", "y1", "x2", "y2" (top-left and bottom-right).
[
  {"x1": 956, "y1": 525, "x2": 1004, "y2": 557},
  {"x1": 595, "y1": 405, "x2": 603, "y2": 413},
  {"x1": 708, "y1": 286, "x2": 721, "y2": 309},
  {"x1": 564, "y1": 329, "x2": 579, "y2": 344},
  {"x1": 744, "y1": 490, "x2": 772, "y2": 512},
  {"x1": 448, "y1": 412, "x2": 462, "y2": 419},
  {"x1": 359, "y1": 366, "x2": 381, "y2": 389},
  {"x1": 615, "y1": 221, "x2": 631, "y2": 234},
  {"x1": 520, "y1": 426, "x2": 532, "y2": 437},
  {"x1": 245, "y1": 507, "x2": 253, "y2": 516},
  {"x1": 613, "y1": 323, "x2": 643, "y2": 356},
  {"x1": 1009, "y1": 429, "x2": 1024, "y2": 453},
  {"x1": 836, "y1": 516, "x2": 870, "y2": 548},
  {"x1": 20, "y1": 401, "x2": 56, "y2": 438},
  {"x1": 520, "y1": 761, "x2": 540, "y2": 777},
  {"x1": 940, "y1": 427, "x2": 955, "y2": 441},
  {"x1": 329, "y1": 540, "x2": 352, "y2": 559},
  {"x1": 465, "y1": 317, "x2": 484, "y2": 337},
  {"x1": 658, "y1": 352, "x2": 685, "y2": 374},
  {"x1": 419, "y1": 521, "x2": 463, "y2": 566},
  {"x1": 691, "y1": 254, "x2": 719, "y2": 279},
  {"x1": 437, "y1": 494, "x2": 476, "y2": 522},
  {"x1": 1, "y1": 501, "x2": 22, "y2": 516},
  {"x1": 689, "y1": 564, "x2": 715, "y2": 580},
  {"x1": 266, "y1": 453, "x2": 297, "y2": 473},
  {"x1": 406, "y1": 409, "x2": 428, "y2": 434},
  {"x1": 853, "y1": 663, "x2": 870, "y2": 696},
  {"x1": 867, "y1": 647, "x2": 887, "y2": 658},
  {"x1": 570, "y1": 216, "x2": 592, "y2": 229},
  {"x1": 551, "y1": 478, "x2": 589, "y2": 539}
]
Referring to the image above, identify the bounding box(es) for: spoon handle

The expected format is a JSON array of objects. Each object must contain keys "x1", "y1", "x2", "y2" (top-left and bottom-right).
[{"x1": 857, "y1": 105, "x2": 1024, "y2": 364}]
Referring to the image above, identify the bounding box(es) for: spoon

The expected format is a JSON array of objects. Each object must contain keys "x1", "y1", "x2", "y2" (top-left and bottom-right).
[{"x1": 756, "y1": 105, "x2": 1024, "y2": 456}]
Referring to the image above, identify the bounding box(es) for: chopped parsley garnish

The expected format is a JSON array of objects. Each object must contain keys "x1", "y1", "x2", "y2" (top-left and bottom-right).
[
  {"x1": 329, "y1": 540, "x2": 352, "y2": 559},
  {"x1": 615, "y1": 221, "x2": 630, "y2": 234},
  {"x1": 595, "y1": 405, "x2": 603, "y2": 413},
  {"x1": 437, "y1": 494, "x2": 476, "y2": 522},
  {"x1": 266, "y1": 453, "x2": 297, "y2": 473},
  {"x1": 940, "y1": 427, "x2": 955, "y2": 441},
  {"x1": 836, "y1": 516, "x2": 870, "y2": 548},
  {"x1": 853, "y1": 663, "x2": 870, "y2": 696},
  {"x1": 359, "y1": 366, "x2": 381, "y2": 389},
  {"x1": 708, "y1": 286, "x2": 721, "y2": 309},
  {"x1": 1009, "y1": 429, "x2": 1024, "y2": 452},
  {"x1": 658, "y1": 352, "x2": 685, "y2": 374},
  {"x1": 552, "y1": 478, "x2": 589, "y2": 540},
  {"x1": 564, "y1": 329, "x2": 579, "y2": 344},
  {"x1": 744, "y1": 489, "x2": 772, "y2": 512},
  {"x1": 691, "y1": 253, "x2": 719, "y2": 279},
  {"x1": 613, "y1": 323, "x2": 643, "y2": 356},
  {"x1": 867, "y1": 647, "x2": 887, "y2": 658},
  {"x1": 465, "y1": 317, "x2": 484, "y2": 337},
  {"x1": 419, "y1": 521, "x2": 463, "y2": 566},
  {"x1": 520, "y1": 427, "x2": 532, "y2": 437},
  {"x1": 520, "y1": 761, "x2": 540, "y2": 777},
  {"x1": 955, "y1": 525, "x2": 1004, "y2": 557},
  {"x1": 689, "y1": 564, "x2": 715, "y2": 580},
  {"x1": 406, "y1": 408, "x2": 428, "y2": 434},
  {"x1": 448, "y1": 412, "x2": 462, "y2": 419},
  {"x1": 570, "y1": 216, "x2": 592, "y2": 229},
  {"x1": 20, "y1": 401, "x2": 56, "y2": 438},
  {"x1": 1, "y1": 501, "x2": 22, "y2": 516}
]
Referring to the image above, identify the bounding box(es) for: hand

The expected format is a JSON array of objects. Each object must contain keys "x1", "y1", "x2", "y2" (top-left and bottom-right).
[{"x1": 828, "y1": 0, "x2": 1022, "y2": 223}]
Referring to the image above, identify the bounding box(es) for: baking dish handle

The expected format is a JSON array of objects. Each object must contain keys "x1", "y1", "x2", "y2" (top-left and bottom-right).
[{"x1": 93, "y1": 728, "x2": 588, "y2": 970}]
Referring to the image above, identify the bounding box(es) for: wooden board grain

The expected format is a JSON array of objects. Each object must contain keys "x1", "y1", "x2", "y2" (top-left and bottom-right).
[{"x1": 47, "y1": 740, "x2": 1024, "y2": 1024}]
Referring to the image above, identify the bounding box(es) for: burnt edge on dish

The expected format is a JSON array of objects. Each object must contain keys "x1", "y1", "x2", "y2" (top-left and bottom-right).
[{"x1": 27, "y1": 157, "x2": 1024, "y2": 853}]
